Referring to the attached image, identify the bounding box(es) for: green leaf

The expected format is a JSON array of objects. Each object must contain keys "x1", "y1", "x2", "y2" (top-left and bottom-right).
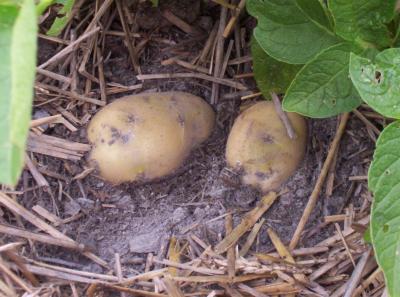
[
  {"x1": 47, "y1": 0, "x2": 75, "y2": 36},
  {"x1": 0, "y1": 0, "x2": 37, "y2": 185},
  {"x1": 251, "y1": 37, "x2": 302, "y2": 97},
  {"x1": 368, "y1": 121, "x2": 400, "y2": 297},
  {"x1": 349, "y1": 48, "x2": 400, "y2": 119},
  {"x1": 282, "y1": 43, "x2": 362, "y2": 118},
  {"x1": 295, "y1": 0, "x2": 333, "y2": 30},
  {"x1": 328, "y1": 0, "x2": 397, "y2": 48},
  {"x1": 247, "y1": 0, "x2": 339, "y2": 64}
]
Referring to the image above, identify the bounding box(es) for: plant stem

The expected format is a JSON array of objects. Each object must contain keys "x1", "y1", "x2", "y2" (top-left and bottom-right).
[{"x1": 271, "y1": 92, "x2": 296, "y2": 139}]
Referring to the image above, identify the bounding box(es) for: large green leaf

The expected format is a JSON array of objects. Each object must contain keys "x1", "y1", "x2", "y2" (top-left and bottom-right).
[
  {"x1": 349, "y1": 48, "x2": 400, "y2": 119},
  {"x1": 0, "y1": 0, "x2": 37, "y2": 185},
  {"x1": 295, "y1": 0, "x2": 333, "y2": 30},
  {"x1": 369, "y1": 121, "x2": 400, "y2": 297},
  {"x1": 282, "y1": 43, "x2": 362, "y2": 118},
  {"x1": 247, "y1": 0, "x2": 339, "y2": 64},
  {"x1": 251, "y1": 37, "x2": 302, "y2": 97},
  {"x1": 328, "y1": 0, "x2": 397, "y2": 48}
]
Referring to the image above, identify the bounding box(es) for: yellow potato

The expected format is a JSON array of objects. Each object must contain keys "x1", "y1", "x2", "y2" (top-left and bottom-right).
[
  {"x1": 87, "y1": 92, "x2": 215, "y2": 184},
  {"x1": 225, "y1": 101, "x2": 307, "y2": 193}
]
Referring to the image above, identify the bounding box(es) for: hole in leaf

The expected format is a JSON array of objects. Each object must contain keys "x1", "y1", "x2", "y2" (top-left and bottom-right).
[
  {"x1": 375, "y1": 71, "x2": 382, "y2": 83},
  {"x1": 331, "y1": 99, "x2": 336, "y2": 105},
  {"x1": 385, "y1": 169, "x2": 391, "y2": 175},
  {"x1": 383, "y1": 224, "x2": 389, "y2": 233}
]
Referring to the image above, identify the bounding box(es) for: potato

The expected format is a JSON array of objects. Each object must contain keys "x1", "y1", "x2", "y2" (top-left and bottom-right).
[
  {"x1": 87, "y1": 92, "x2": 215, "y2": 184},
  {"x1": 225, "y1": 101, "x2": 307, "y2": 193}
]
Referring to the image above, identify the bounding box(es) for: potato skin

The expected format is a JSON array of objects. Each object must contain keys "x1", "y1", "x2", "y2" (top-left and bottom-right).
[
  {"x1": 226, "y1": 101, "x2": 307, "y2": 193},
  {"x1": 88, "y1": 92, "x2": 214, "y2": 184}
]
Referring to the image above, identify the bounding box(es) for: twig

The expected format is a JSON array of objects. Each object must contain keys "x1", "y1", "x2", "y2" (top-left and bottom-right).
[
  {"x1": 30, "y1": 114, "x2": 62, "y2": 128},
  {"x1": 114, "y1": 253, "x2": 126, "y2": 297},
  {"x1": 137, "y1": 73, "x2": 247, "y2": 90},
  {"x1": 211, "y1": 0, "x2": 236, "y2": 9},
  {"x1": 228, "y1": 55, "x2": 252, "y2": 65},
  {"x1": 353, "y1": 109, "x2": 380, "y2": 135},
  {"x1": 27, "y1": 259, "x2": 119, "y2": 282},
  {"x1": 27, "y1": 134, "x2": 89, "y2": 161},
  {"x1": 153, "y1": 259, "x2": 225, "y2": 275},
  {"x1": 225, "y1": 214, "x2": 235, "y2": 278},
  {"x1": 214, "y1": 192, "x2": 277, "y2": 254},
  {"x1": 240, "y1": 92, "x2": 261, "y2": 100},
  {"x1": 162, "y1": 10, "x2": 201, "y2": 35},
  {"x1": 3, "y1": 251, "x2": 39, "y2": 286},
  {"x1": 211, "y1": 7, "x2": 227, "y2": 104},
  {"x1": 36, "y1": 82, "x2": 105, "y2": 106},
  {"x1": 0, "y1": 242, "x2": 25, "y2": 253},
  {"x1": 38, "y1": 27, "x2": 100, "y2": 69},
  {"x1": 343, "y1": 248, "x2": 372, "y2": 297},
  {"x1": 334, "y1": 223, "x2": 356, "y2": 267},
  {"x1": 239, "y1": 218, "x2": 264, "y2": 257},
  {"x1": 115, "y1": 0, "x2": 140, "y2": 73},
  {"x1": 309, "y1": 260, "x2": 341, "y2": 281},
  {"x1": 223, "y1": 0, "x2": 246, "y2": 38},
  {"x1": 0, "y1": 224, "x2": 86, "y2": 251},
  {"x1": 0, "y1": 258, "x2": 32, "y2": 293},
  {"x1": 162, "y1": 58, "x2": 209, "y2": 74},
  {"x1": 353, "y1": 268, "x2": 382, "y2": 296},
  {"x1": 0, "y1": 193, "x2": 107, "y2": 268},
  {"x1": 289, "y1": 113, "x2": 350, "y2": 250},
  {"x1": 163, "y1": 277, "x2": 185, "y2": 297},
  {"x1": 36, "y1": 68, "x2": 72, "y2": 84},
  {"x1": 25, "y1": 154, "x2": 49, "y2": 188},
  {"x1": 198, "y1": 22, "x2": 219, "y2": 65},
  {"x1": 238, "y1": 284, "x2": 268, "y2": 297},
  {"x1": 96, "y1": 48, "x2": 107, "y2": 102},
  {"x1": 220, "y1": 39, "x2": 234, "y2": 79}
]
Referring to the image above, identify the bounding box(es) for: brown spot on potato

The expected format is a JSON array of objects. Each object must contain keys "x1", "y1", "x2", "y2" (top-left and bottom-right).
[
  {"x1": 110, "y1": 127, "x2": 120, "y2": 138},
  {"x1": 255, "y1": 168, "x2": 276, "y2": 181},
  {"x1": 126, "y1": 114, "x2": 136, "y2": 123},
  {"x1": 261, "y1": 134, "x2": 274, "y2": 144},
  {"x1": 255, "y1": 171, "x2": 268, "y2": 180},
  {"x1": 120, "y1": 133, "x2": 131, "y2": 144}
]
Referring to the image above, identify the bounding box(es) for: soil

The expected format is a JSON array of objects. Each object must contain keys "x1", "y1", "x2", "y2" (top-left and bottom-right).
[{"x1": 13, "y1": 0, "x2": 374, "y2": 276}]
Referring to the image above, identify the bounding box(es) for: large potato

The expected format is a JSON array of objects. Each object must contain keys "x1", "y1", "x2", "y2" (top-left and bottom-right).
[
  {"x1": 87, "y1": 92, "x2": 214, "y2": 184},
  {"x1": 226, "y1": 101, "x2": 307, "y2": 193}
]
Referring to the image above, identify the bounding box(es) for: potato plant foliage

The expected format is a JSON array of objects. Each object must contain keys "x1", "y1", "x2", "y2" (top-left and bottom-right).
[
  {"x1": 248, "y1": 0, "x2": 400, "y2": 295},
  {"x1": 0, "y1": 0, "x2": 74, "y2": 186}
]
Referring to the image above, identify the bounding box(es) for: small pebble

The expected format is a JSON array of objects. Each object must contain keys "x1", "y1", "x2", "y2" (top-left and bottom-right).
[{"x1": 172, "y1": 207, "x2": 188, "y2": 224}]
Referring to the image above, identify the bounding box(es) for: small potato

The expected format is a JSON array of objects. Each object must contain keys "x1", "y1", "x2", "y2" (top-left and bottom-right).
[
  {"x1": 87, "y1": 92, "x2": 214, "y2": 184},
  {"x1": 226, "y1": 101, "x2": 307, "y2": 193}
]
